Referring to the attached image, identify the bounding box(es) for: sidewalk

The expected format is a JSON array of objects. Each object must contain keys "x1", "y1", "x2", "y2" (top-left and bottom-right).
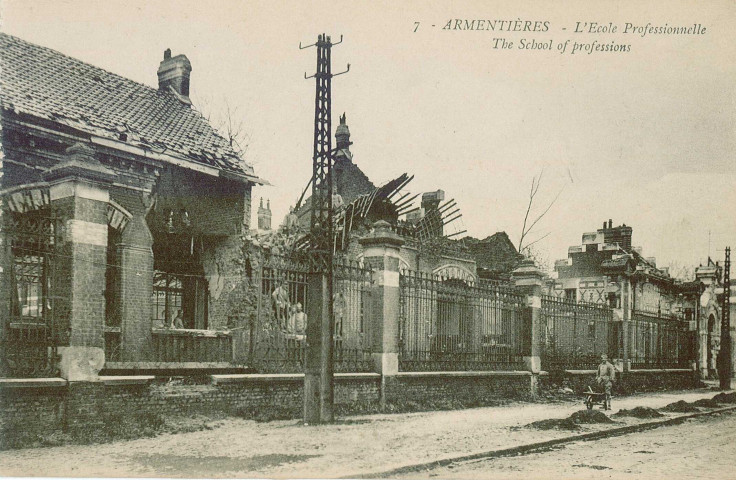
[{"x1": 0, "y1": 387, "x2": 729, "y2": 478}]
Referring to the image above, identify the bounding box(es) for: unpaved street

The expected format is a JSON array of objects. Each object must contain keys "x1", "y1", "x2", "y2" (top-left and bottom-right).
[
  {"x1": 400, "y1": 410, "x2": 736, "y2": 480},
  {"x1": 0, "y1": 389, "x2": 728, "y2": 478}
]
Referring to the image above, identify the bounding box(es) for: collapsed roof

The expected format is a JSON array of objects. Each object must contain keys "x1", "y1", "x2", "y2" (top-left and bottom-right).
[{"x1": 0, "y1": 33, "x2": 263, "y2": 184}]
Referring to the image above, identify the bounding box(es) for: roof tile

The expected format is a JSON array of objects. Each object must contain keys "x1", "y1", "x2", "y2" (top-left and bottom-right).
[{"x1": 0, "y1": 33, "x2": 253, "y2": 176}]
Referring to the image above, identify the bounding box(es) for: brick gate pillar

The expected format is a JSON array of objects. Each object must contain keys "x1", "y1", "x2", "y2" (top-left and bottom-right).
[
  {"x1": 359, "y1": 220, "x2": 404, "y2": 406},
  {"x1": 512, "y1": 259, "x2": 544, "y2": 397},
  {"x1": 117, "y1": 210, "x2": 153, "y2": 361},
  {"x1": 45, "y1": 143, "x2": 114, "y2": 381}
]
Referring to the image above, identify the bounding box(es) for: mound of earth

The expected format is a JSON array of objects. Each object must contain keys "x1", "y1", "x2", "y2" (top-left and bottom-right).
[
  {"x1": 659, "y1": 400, "x2": 699, "y2": 413},
  {"x1": 612, "y1": 407, "x2": 663, "y2": 419},
  {"x1": 568, "y1": 410, "x2": 616, "y2": 424},
  {"x1": 691, "y1": 398, "x2": 722, "y2": 408},
  {"x1": 526, "y1": 410, "x2": 614, "y2": 430},
  {"x1": 526, "y1": 418, "x2": 581, "y2": 431},
  {"x1": 711, "y1": 392, "x2": 736, "y2": 404}
]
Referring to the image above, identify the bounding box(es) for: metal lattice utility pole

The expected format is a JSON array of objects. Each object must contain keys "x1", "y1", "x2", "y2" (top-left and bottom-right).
[
  {"x1": 719, "y1": 247, "x2": 731, "y2": 390},
  {"x1": 300, "y1": 34, "x2": 349, "y2": 424}
]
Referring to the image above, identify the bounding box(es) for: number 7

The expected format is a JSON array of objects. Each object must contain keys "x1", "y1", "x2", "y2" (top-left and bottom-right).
[{"x1": 414, "y1": 22, "x2": 420, "y2": 33}]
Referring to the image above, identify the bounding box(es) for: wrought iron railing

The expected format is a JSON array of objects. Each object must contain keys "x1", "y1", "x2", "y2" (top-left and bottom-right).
[
  {"x1": 399, "y1": 270, "x2": 527, "y2": 371},
  {"x1": 1, "y1": 209, "x2": 62, "y2": 378},
  {"x1": 247, "y1": 253, "x2": 311, "y2": 373},
  {"x1": 333, "y1": 257, "x2": 374, "y2": 373},
  {"x1": 539, "y1": 295, "x2": 617, "y2": 371},
  {"x1": 630, "y1": 310, "x2": 692, "y2": 369},
  {"x1": 1, "y1": 322, "x2": 60, "y2": 377},
  {"x1": 247, "y1": 254, "x2": 375, "y2": 373}
]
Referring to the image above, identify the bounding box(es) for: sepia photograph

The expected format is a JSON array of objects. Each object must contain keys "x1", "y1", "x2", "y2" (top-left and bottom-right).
[{"x1": 0, "y1": 0, "x2": 734, "y2": 478}]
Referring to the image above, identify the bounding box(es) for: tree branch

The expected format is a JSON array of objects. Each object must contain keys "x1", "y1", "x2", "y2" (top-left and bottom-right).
[{"x1": 517, "y1": 168, "x2": 563, "y2": 253}]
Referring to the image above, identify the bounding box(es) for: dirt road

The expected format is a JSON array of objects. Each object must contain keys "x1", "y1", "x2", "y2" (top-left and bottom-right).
[
  {"x1": 399, "y1": 410, "x2": 736, "y2": 479},
  {"x1": 0, "y1": 389, "x2": 727, "y2": 478}
]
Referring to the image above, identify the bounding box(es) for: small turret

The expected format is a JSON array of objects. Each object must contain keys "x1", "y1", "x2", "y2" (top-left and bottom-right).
[{"x1": 257, "y1": 198, "x2": 272, "y2": 230}]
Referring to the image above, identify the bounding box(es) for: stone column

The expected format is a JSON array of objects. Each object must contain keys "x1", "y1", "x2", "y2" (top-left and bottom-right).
[
  {"x1": 44, "y1": 143, "x2": 114, "y2": 381},
  {"x1": 512, "y1": 259, "x2": 544, "y2": 398},
  {"x1": 359, "y1": 220, "x2": 404, "y2": 406}
]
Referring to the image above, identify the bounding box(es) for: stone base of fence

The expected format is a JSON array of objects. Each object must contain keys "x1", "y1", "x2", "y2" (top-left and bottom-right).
[
  {"x1": 386, "y1": 371, "x2": 540, "y2": 403},
  {"x1": 541, "y1": 368, "x2": 700, "y2": 395},
  {"x1": 0, "y1": 368, "x2": 702, "y2": 447}
]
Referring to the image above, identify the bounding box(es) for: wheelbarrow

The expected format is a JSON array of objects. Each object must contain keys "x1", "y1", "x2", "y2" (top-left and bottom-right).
[{"x1": 584, "y1": 386, "x2": 609, "y2": 410}]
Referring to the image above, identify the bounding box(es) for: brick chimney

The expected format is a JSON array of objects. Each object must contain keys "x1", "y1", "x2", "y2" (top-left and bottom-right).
[
  {"x1": 598, "y1": 220, "x2": 633, "y2": 251},
  {"x1": 157, "y1": 49, "x2": 192, "y2": 98},
  {"x1": 421, "y1": 190, "x2": 445, "y2": 238},
  {"x1": 421, "y1": 190, "x2": 445, "y2": 212}
]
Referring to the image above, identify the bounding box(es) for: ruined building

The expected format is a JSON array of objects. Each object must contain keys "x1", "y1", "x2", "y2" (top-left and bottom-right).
[
  {"x1": 0, "y1": 33, "x2": 264, "y2": 376},
  {"x1": 292, "y1": 114, "x2": 479, "y2": 282}
]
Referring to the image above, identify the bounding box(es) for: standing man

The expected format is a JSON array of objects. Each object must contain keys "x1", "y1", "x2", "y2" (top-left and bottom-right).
[
  {"x1": 596, "y1": 353, "x2": 615, "y2": 410},
  {"x1": 171, "y1": 309, "x2": 184, "y2": 329},
  {"x1": 272, "y1": 281, "x2": 290, "y2": 331},
  {"x1": 290, "y1": 303, "x2": 307, "y2": 337}
]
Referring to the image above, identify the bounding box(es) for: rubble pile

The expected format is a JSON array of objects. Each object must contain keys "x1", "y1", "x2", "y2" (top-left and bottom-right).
[
  {"x1": 526, "y1": 409, "x2": 614, "y2": 430},
  {"x1": 659, "y1": 400, "x2": 700, "y2": 413},
  {"x1": 711, "y1": 392, "x2": 736, "y2": 404},
  {"x1": 612, "y1": 407, "x2": 663, "y2": 419}
]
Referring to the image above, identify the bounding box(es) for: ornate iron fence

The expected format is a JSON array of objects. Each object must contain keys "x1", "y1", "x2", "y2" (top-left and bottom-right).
[
  {"x1": 630, "y1": 310, "x2": 693, "y2": 369},
  {"x1": 248, "y1": 254, "x2": 374, "y2": 373},
  {"x1": 399, "y1": 270, "x2": 527, "y2": 371},
  {"x1": 247, "y1": 253, "x2": 310, "y2": 373},
  {"x1": 0, "y1": 209, "x2": 62, "y2": 377},
  {"x1": 333, "y1": 258, "x2": 374, "y2": 373},
  {"x1": 540, "y1": 296, "x2": 617, "y2": 371}
]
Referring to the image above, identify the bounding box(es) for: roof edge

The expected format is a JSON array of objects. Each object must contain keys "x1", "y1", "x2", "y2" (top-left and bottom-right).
[{"x1": 2, "y1": 113, "x2": 267, "y2": 185}]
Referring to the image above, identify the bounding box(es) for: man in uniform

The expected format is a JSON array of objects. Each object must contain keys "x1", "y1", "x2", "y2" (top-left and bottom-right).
[{"x1": 596, "y1": 353, "x2": 615, "y2": 410}]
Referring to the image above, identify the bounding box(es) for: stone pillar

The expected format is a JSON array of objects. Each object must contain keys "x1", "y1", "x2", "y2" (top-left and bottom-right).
[
  {"x1": 44, "y1": 143, "x2": 114, "y2": 381},
  {"x1": 512, "y1": 259, "x2": 544, "y2": 398},
  {"x1": 359, "y1": 220, "x2": 404, "y2": 406},
  {"x1": 118, "y1": 210, "x2": 154, "y2": 361}
]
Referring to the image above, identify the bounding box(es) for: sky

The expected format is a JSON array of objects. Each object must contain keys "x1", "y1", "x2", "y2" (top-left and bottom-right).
[{"x1": 1, "y1": 0, "x2": 734, "y2": 273}]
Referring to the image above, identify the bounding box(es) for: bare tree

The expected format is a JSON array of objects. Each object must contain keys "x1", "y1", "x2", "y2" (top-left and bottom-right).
[
  {"x1": 219, "y1": 101, "x2": 249, "y2": 155},
  {"x1": 523, "y1": 243, "x2": 553, "y2": 274},
  {"x1": 666, "y1": 261, "x2": 696, "y2": 281},
  {"x1": 517, "y1": 169, "x2": 564, "y2": 254},
  {"x1": 192, "y1": 93, "x2": 251, "y2": 159}
]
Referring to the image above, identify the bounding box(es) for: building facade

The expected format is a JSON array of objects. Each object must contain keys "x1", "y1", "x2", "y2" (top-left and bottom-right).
[
  {"x1": 0, "y1": 34, "x2": 263, "y2": 378},
  {"x1": 552, "y1": 219, "x2": 735, "y2": 376}
]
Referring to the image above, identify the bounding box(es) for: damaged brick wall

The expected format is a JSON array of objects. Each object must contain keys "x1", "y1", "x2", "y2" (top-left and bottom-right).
[
  {"x1": 0, "y1": 375, "x2": 380, "y2": 444},
  {"x1": 202, "y1": 235, "x2": 249, "y2": 331}
]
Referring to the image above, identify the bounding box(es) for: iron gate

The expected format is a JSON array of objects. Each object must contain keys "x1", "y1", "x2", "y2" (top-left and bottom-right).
[{"x1": 0, "y1": 209, "x2": 62, "y2": 377}]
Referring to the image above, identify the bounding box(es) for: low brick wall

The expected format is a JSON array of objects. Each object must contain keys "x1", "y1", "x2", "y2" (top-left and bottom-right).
[
  {"x1": 0, "y1": 371, "x2": 531, "y2": 443},
  {"x1": 0, "y1": 374, "x2": 381, "y2": 445},
  {"x1": 1, "y1": 369, "x2": 698, "y2": 447},
  {"x1": 387, "y1": 371, "x2": 535, "y2": 404},
  {"x1": 541, "y1": 369, "x2": 699, "y2": 394},
  {"x1": 0, "y1": 381, "x2": 67, "y2": 442}
]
